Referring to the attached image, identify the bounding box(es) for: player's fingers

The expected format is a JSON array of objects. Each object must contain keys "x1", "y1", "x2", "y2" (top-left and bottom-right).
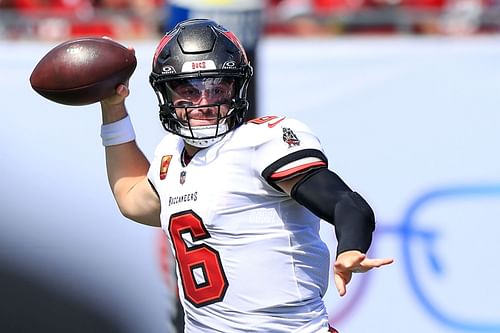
[
  {"x1": 102, "y1": 35, "x2": 135, "y2": 55},
  {"x1": 334, "y1": 273, "x2": 347, "y2": 297},
  {"x1": 361, "y1": 257, "x2": 395, "y2": 269},
  {"x1": 348, "y1": 257, "x2": 394, "y2": 274}
]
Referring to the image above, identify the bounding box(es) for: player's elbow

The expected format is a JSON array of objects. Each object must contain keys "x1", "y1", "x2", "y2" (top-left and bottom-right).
[
  {"x1": 111, "y1": 177, "x2": 161, "y2": 226},
  {"x1": 116, "y1": 202, "x2": 135, "y2": 220},
  {"x1": 115, "y1": 199, "x2": 161, "y2": 227}
]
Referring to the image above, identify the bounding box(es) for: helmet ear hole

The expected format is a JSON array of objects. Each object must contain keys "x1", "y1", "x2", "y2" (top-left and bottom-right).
[{"x1": 149, "y1": 19, "x2": 254, "y2": 146}]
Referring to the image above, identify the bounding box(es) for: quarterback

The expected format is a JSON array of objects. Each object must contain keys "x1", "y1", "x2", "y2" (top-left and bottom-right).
[{"x1": 99, "y1": 19, "x2": 393, "y2": 332}]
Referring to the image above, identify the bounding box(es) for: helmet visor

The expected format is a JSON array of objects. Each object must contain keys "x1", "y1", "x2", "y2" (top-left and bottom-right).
[{"x1": 166, "y1": 77, "x2": 236, "y2": 107}]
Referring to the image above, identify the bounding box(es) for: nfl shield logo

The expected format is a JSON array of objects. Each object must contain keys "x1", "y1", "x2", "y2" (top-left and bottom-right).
[{"x1": 180, "y1": 170, "x2": 186, "y2": 185}]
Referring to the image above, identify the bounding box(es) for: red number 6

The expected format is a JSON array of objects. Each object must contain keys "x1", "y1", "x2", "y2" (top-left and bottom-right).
[{"x1": 168, "y1": 210, "x2": 228, "y2": 307}]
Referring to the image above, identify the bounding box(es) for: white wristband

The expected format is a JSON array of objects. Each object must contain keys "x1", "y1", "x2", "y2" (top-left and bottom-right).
[{"x1": 100, "y1": 115, "x2": 136, "y2": 146}]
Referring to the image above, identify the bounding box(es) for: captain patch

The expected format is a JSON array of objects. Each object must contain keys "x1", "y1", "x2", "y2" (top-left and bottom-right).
[{"x1": 159, "y1": 155, "x2": 173, "y2": 180}]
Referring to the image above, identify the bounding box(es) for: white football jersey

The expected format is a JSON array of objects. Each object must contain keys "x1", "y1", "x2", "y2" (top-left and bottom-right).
[{"x1": 148, "y1": 116, "x2": 333, "y2": 332}]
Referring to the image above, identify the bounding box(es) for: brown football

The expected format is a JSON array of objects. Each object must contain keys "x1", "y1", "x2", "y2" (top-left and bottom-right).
[{"x1": 30, "y1": 37, "x2": 137, "y2": 106}]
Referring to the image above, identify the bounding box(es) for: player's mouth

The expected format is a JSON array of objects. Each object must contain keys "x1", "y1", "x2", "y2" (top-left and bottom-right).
[{"x1": 186, "y1": 111, "x2": 219, "y2": 126}]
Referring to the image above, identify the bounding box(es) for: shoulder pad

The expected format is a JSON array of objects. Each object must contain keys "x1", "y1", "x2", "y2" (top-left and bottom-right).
[{"x1": 244, "y1": 115, "x2": 313, "y2": 136}]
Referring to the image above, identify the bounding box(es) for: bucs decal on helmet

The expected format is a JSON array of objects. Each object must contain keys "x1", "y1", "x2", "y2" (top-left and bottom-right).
[
  {"x1": 282, "y1": 127, "x2": 300, "y2": 147},
  {"x1": 159, "y1": 155, "x2": 173, "y2": 180},
  {"x1": 181, "y1": 60, "x2": 217, "y2": 73}
]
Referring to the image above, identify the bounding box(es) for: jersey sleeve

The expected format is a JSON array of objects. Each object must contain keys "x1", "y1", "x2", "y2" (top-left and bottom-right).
[
  {"x1": 147, "y1": 154, "x2": 159, "y2": 187},
  {"x1": 251, "y1": 117, "x2": 328, "y2": 187},
  {"x1": 147, "y1": 134, "x2": 177, "y2": 192}
]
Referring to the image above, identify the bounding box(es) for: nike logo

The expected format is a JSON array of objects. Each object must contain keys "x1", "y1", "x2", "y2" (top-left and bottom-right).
[{"x1": 267, "y1": 117, "x2": 286, "y2": 128}]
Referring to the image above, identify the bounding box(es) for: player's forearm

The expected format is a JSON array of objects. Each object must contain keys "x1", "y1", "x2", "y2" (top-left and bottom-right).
[
  {"x1": 290, "y1": 168, "x2": 375, "y2": 256},
  {"x1": 105, "y1": 141, "x2": 161, "y2": 226},
  {"x1": 101, "y1": 99, "x2": 128, "y2": 124},
  {"x1": 105, "y1": 141, "x2": 150, "y2": 189},
  {"x1": 100, "y1": 99, "x2": 160, "y2": 226},
  {"x1": 100, "y1": 99, "x2": 147, "y2": 187}
]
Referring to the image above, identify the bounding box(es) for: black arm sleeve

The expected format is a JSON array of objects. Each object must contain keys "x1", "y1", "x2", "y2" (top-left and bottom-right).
[{"x1": 290, "y1": 167, "x2": 375, "y2": 256}]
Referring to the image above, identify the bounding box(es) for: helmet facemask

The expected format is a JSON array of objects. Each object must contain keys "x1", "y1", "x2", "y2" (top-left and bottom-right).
[{"x1": 155, "y1": 77, "x2": 241, "y2": 148}]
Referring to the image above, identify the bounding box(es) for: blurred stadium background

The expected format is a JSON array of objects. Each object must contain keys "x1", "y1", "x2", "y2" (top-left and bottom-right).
[
  {"x1": 1, "y1": 0, "x2": 500, "y2": 38},
  {"x1": 1, "y1": 1, "x2": 500, "y2": 332}
]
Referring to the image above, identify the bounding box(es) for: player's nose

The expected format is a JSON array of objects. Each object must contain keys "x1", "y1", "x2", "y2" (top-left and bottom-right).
[
  {"x1": 198, "y1": 93, "x2": 214, "y2": 105},
  {"x1": 189, "y1": 104, "x2": 217, "y2": 119},
  {"x1": 195, "y1": 96, "x2": 217, "y2": 112}
]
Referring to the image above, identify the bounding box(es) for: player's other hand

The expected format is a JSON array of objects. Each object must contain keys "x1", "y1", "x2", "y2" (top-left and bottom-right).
[{"x1": 333, "y1": 250, "x2": 394, "y2": 297}]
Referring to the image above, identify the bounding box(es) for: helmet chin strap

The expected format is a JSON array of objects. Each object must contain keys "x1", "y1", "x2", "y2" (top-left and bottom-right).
[{"x1": 179, "y1": 122, "x2": 229, "y2": 148}]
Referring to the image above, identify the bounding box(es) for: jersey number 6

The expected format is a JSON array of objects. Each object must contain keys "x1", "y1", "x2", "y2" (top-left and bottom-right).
[{"x1": 168, "y1": 210, "x2": 229, "y2": 307}]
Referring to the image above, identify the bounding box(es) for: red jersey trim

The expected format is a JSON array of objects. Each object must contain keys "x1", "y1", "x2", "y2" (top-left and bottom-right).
[{"x1": 269, "y1": 161, "x2": 327, "y2": 181}]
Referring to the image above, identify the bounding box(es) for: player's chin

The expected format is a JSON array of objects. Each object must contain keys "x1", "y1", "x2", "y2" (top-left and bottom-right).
[{"x1": 189, "y1": 119, "x2": 218, "y2": 127}]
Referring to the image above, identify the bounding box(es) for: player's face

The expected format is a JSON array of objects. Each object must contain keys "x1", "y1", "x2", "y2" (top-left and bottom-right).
[{"x1": 169, "y1": 78, "x2": 235, "y2": 127}]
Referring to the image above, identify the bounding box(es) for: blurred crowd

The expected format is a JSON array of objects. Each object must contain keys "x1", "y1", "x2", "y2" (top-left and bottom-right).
[
  {"x1": 0, "y1": 0, "x2": 498, "y2": 40},
  {"x1": 270, "y1": 0, "x2": 498, "y2": 35},
  {"x1": 0, "y1": 0, "x2": 162, "y2": 39}
]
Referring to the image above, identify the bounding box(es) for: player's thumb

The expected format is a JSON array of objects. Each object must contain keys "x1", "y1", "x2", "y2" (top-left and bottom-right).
[
  {"x1": 116, "y1": 83, "x2": 130, "y2": 98},
  {"x1": 101, "y1": 84, "x2": 129, "y2": 106}
]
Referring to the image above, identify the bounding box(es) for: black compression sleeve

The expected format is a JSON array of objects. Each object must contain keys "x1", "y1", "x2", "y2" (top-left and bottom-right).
[{"x1": 290, "y1": 167, "x2": 375, "y2": 256}]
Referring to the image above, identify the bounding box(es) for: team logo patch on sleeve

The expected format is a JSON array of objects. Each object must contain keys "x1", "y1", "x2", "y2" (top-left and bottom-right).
[
  {"x1": 159, "y1": 155, "x2": 173, "y2": 180},
  {"x1": 282, "y1": 127, "x2": 300, "y2": 147}
]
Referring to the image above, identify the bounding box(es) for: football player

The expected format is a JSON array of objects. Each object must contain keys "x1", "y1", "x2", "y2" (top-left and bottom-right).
[{"x1": 100, "y1": 19, "x2": 393, "y2": 332}]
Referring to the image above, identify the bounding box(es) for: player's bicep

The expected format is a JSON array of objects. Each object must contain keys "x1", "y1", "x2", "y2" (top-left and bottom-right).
[
  {"x1": 115, "y1": 176, "x2": 161, "y2": 227},
  {"x1": 275, "y1": 173, "x2": 307, "y2": 196}
]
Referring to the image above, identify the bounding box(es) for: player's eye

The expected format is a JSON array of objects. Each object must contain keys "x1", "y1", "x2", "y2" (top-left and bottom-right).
[
  {"x1": 181, "y1": 87, "x2": 201, "y2": 100},
  {"x1": 211, "y1": 85, "x2": 233, "y2": 99},
  {"x1": 173, "y1": 100, "x2": 194, "y2": 107},
  {"x1": 212, "y1": 87, "x2": 225, "y2": 97}
]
